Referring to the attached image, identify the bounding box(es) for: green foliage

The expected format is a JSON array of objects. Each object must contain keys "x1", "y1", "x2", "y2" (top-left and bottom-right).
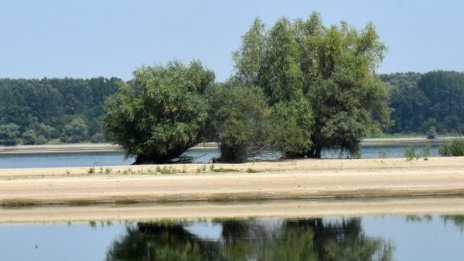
[
  {"x1": 0, "y1": 123, "x2": 20, "y2": 146},
  {"x1": 426, "y1": 127, "x2": 437, "y2": 139},
  {"x1": 0, "y1": 77, "x2": 120, "y2": 144},
  {"x1": 233, "y1": 12, "x2": 391, "y2": 158},
  {"x1": 103, "y1": 61, "x2": 213, "y2": 164},
  {"x1": 404, "y1": 147, "x2": 418, "y2": 161},
  {"x1": 439, "y1": 139, "x2": 464, "y2": 156},
  {"x1": 206, "y1": 83, "x2": 271, "y2": 163},
  {"x1": 270, "y1": 98, "x2": 313, "y2": 157},
  {"x1": 246, "y1": 168, "x2": 260, "y2": 173},
  {"x1": 155, "y1": 166, "x2": 177, "y2": 174},
  {"x1": 21, "y1": 129, "x2": 38, "y2": 145},
  {"x1": 61, "y1": 118, "x2": 89, "y2": 143},
  {"x1": 384, "y1": 71, "x2": 464, "y2": 134},
  {"x1": 88, "y1": 166, "x2": 95, "y2": 174},
  {"x1": 422, "y1": 144, "x2": 432, "y2": 159}
]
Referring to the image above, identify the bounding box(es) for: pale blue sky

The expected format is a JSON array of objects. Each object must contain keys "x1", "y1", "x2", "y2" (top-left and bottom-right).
[{"x1": 1, "y1": 0, "x2": 463, "y2": 81}]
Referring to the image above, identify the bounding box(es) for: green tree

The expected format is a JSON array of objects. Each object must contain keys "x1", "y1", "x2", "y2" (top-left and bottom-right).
[
  {"x1": 270, "y1": 97, "x2": 314, "y2": 158},
  {"x1": 258, "y1": 18, "x2": 304, "y2": 105},
  {"x1": 233, "y1": 12, "x2": 391, "y2": 158},
  {"x1": 103, "y1": 61, "x2": 213, "y2": 164},
  {"x1": 232, "y1": 18, "x2": 266, "y2": 85},
  {"x1": 0, "y1": 123, "x2": 20, "y2": 146},
  {"x1": 21, "y1": 129, "x2": 38, "y2": 145},
  {"x1": 206, "y1": 83, "x2": 271, "y2": 162},
  {"x1": 61, "y1": 118, "x2": 89, "y2": 143}
]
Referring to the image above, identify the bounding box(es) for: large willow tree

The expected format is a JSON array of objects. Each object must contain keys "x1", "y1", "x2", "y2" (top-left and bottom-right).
[
  {"x1": 103, "y1": 61, "x2": 214, "y2": 164},
  {"x1": 233, "y1": 12, "x2": 392, "y2": 158}
]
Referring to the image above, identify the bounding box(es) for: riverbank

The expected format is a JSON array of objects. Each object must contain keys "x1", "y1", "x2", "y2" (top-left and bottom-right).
[
  {"x1": 1, "y1": 157, "x2": 464, "y2": 222},
  {"x1": 1, "y1": 136, "x2": 462, "y2": 154}
]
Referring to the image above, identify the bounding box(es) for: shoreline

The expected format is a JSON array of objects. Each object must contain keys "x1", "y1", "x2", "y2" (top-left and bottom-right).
[
  {"x1": 1, "y1": 136, "x2": 462, "y2": 155},
  {"x1": 2, "y1": 197, "x2": 464, "y2": 224},
  {"x1": 1, "y1": 157, "x2": 464, "y2": 222}
]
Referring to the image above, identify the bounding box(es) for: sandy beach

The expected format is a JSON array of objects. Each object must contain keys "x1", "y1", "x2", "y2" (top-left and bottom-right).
[{"x1": 1, "y1": 157, "x2": 464, "y2": 222}]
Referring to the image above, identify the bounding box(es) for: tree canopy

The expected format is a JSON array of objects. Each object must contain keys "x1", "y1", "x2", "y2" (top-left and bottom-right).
[
  {"x1": 103, "y1": 61, "x2": 214, "y2": 164},
  {"x1": 0, "y1": 77, "x2": 120, "y2": 145},
  {"x1": 206, "y1": 83, "x2": 271, "y2": 162},
  {"x1": 383, "y1": 71, "x2": 464, "y2": 134},
  {"x1": 233, "y1": 12, "x2": 391, "y2": 158}
]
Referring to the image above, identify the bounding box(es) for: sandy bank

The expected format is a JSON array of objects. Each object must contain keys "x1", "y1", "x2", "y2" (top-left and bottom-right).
[
  {"x1": 1, "y1": 157, "x2": 464, "y2": 209},
  {"x1": 2, "y1": 197, "x2": 464, "y2": 224}
]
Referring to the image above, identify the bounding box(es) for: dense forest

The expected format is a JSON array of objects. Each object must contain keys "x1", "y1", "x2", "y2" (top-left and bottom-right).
[
  {"x1": 0, "y1": 77, "x2": 121, "y2": 145},
  {"x1": 382, "y1": 71, "x2": 464, "y2": 134}
]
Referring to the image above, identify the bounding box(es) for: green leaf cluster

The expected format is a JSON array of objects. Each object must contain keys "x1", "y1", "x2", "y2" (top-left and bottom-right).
[
  {"x1": 0, "y1": 77, "x2": 120, "y2": 144},
  {"x1": 384, "y1": 71, "x2": 464, "y2": 134},
  {"x1": 103, "y1": 61, "x2": 214, "y2": 164},
  {"x1": 206, "y1": 83, "x2": 271, "y2": 162},
  {"x1": 439, "y1": 139, "x2": 464, "y2": 157},
  {"x1": 233, "y1": 12, "x2": 391, "y2": 158}
]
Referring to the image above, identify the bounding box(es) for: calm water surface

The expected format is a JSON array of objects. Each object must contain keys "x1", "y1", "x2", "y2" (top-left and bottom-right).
[
  {"x1": 0, "y1": 145, "x2": 441, "y2": 168},
  {"x1": 0, "y1": 215, "x2": 463, "y2": 261}
]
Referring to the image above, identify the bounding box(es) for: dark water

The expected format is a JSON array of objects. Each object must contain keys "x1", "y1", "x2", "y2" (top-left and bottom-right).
[
  {"x1": 1, "y1": 215, "x2": 463, "y2": 261},
  {"x1": 0, "y1": 144, "x2": 440, "y2": 169}
]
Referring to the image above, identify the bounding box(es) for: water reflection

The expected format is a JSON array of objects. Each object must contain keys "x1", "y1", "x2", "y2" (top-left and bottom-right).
[{"x1": 106, "y1": 218, "x2": 394, "y2": 261}]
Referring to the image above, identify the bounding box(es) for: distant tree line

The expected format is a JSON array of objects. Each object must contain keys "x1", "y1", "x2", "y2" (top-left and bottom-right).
[
  {"x1": 0, "y1": 77, "x2": 120, "y2": 145},
  {"x1": 382, "y1": 71, "x2": 464, "y2": 134}
]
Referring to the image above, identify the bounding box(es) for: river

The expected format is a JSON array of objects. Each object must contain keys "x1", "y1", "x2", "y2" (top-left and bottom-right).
[
  {"x1": 0, "y1": 144, "x2": 441, "y2": 169},
  {"x1": 0, "y1": 215, "x2": 462, "y2": 260}
]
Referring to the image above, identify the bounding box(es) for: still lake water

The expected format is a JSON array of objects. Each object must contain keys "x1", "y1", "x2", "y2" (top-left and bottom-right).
[
  {"x1": 1, "y1": 215, "x2": 463, "y2": 261},
  {"x1": 0, "y1": 144, "x2": 441, "y2": 168}
]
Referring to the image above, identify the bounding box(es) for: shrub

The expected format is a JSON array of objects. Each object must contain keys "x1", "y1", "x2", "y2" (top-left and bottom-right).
[
  {"x1": 426, "y1": 127, "x2": 437, "y2": 139},
  {"x1": 103, "y1": 61, "x2": 213, "y2": 164},
  {"x1": 404, "y1": 147, "x2": 418, "y2": 161},
  {"x1": 206, "y1": 83, "x2": 271, "y2": 163},
  {"x1": 439, "y1": 140, "x2": 464, "y2": 156},
  {"x1": 0, "y1": 124, "x2": 20, "y2": 146}
]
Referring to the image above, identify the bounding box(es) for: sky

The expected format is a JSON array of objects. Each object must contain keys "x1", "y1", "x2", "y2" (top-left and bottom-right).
[{"x1": 0, "y1": 0, "x2": 463, "y2": 81}]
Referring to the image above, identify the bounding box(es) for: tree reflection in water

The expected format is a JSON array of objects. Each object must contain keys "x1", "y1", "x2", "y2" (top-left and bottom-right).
[{"x1": 106, "y1": 218, "x2": 393, "y2": 261}]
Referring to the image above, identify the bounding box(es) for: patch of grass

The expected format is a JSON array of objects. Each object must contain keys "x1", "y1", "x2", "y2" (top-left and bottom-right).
[
  {"x1": 404, "y1": 147, "x2": 419, "y2": 161},
  {"x1": 0, "y1": 199, "x2": 38, "y2": 208},
  {"x1": 105, "y1": 168, "x2": 112, "y2": 174},
  {"x1": 212, "y1": 168, "x2": 239, "y2": 173},
  {"x1": 156, "y1": 166, "x2": 177, "y2": 174},
  {"x1": 114, "y1": 199, "x2": 139, "y2": 205},
  {"x1": 439, "y1": 139, "x2": 464, "y2": 156},
  {"x1": 195, "y1": 165, "x2": 208, "y2": 173},
  {"x1": 246, "y1": 168, "x2": 260, "y2": 173},
  {"x1": 423, "y1": 144, "x2": 432, "y2": 160},
  {"x1": 67, "y1": 199, "x2": 97, "y2": 206},
  {"x1": 88, "y1": 166, "x2": 96, "y2": 174}
]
